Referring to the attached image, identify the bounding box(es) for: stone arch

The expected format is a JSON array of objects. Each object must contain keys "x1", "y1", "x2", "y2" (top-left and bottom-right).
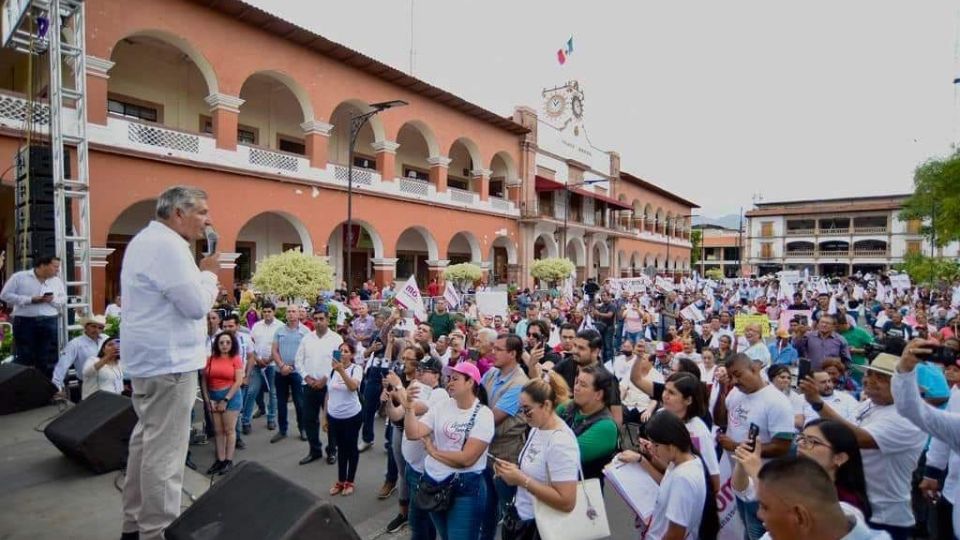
[
  {"x1": 447, "y1": 231, "x2": 482, "y2": 263},
  {"x1": 589, "y1": 237, "x2": 610, "y2": 267},
  {"x1": 397, "y1": 226, "x2": 440, "y2": 261},
  {"x1": 327, "y1": 100, "x2": 386, "y2": 166},
  {"x1": 236, "y1": 211, "x2": 314, "y2": 282},
  {"x1": 449, "y1": 137, "x2": 482, "y2": 171},
  {"x1": 566, "y1": 236, "x2": 586, "y2": 266},
  {"x1": 490, "y1": 151, "x2": 518, "y2": 180},
  {"x1": 240, "y1": 70, "x2": 314, "y2": 123},
  {"x1": 395, "y1": 120, "x2": 440, "y2": 159},
  {"x1": 105, "y1": 199, "x2": 158, "y2": 305},
  {"x1": 326, "y1": 220, "x2": 385, "y2": 287},
  {"x1": 113, "y1": 29, "x2": 218, "y2": 94},
  {"x1": 491, "y1": 234, "x2": 518, "y2": 265},
  {"x1": 533, "y1": 232, "x2": 559, "y2": 260}
]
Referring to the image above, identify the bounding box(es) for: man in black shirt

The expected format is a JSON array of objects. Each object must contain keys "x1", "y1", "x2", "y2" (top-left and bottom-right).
[
  {"x1": 593, "y1": 290, "x2": 617, "y2": 364},
  {"x1": 583, "y1": 278, "x2": 600, "y2": 303},
  {"x1": 551, "y1": 329, "x2": 622, "y2": 425},
  {"x1": 786, "y1": 292, "x2": 808, "y2": 311}
]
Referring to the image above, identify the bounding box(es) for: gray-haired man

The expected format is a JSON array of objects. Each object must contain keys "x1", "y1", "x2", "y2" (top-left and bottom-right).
[{"x1": 120, "y1": 186, "x2": 219, "y2": 540}]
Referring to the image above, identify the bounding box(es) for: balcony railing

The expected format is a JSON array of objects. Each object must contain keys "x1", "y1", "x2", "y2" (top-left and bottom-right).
[
  {"x1": 448, "y1": 186, "x2": 478, "y2": 205},
  {"x1": 785, "y1": 250, "x2": 815, "y2": 257},
  {"x1": 852, "y1": 249, "x2": 889, "y2": 256},
  {"x1": 786, "y1": 228, "x2": 815, "y2": 236},
  {"x1": 853, "y1": 226, "x2": 888, "y2": 234},
  {"x1": 245, "y1": 145, "x2": 303, "y2": 173},
  {"x1": 819, "y1": 249, "x2": 850, "y2": 256},
  {"x1": 818, "y1": 228, "x2": 850, "y2": 236},
  {"x1": 399, "y1": 177, "x2": 431, "y2": 196},
  {"x1": 332, "y1": 164, "x2": 375, "y2": 186},
  {"x1": 128, "y1": 122, "x2": 200, "y2": 154}
]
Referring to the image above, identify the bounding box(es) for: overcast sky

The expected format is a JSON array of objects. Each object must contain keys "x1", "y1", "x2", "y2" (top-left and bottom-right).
[{"x1": 249, "y1": 0, "x2": 958, "y2": 217}]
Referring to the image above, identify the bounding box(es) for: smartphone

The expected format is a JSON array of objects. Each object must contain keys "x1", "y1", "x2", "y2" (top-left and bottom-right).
[
  {"x1": 332, "y1": 350, "x2": 342, "y2": 361},
  {"x1": 797, "y1": 358, "x2": 811, "y2": 383},
  {"x1": 747, "y1": 423, "x2": 760, "y2": 451},
  {"x1": 43, "y1": 291, "x2": 53, "y2": 297}
]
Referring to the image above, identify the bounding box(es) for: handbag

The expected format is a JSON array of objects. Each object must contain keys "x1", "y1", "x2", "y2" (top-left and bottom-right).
[
  {"x1": 533, "y1": 458, "x2": 610, "y2": 540},
  {"x1": 415, "y1": 401, "x2": 481, "y2": 513}
]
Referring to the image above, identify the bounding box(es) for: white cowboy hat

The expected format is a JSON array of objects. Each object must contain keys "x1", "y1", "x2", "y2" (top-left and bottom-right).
[{"x1": 77, "y1": 314, "x2": 107, "y2": 327}]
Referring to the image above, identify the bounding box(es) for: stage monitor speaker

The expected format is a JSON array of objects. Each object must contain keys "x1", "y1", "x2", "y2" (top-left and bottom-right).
[
  {"x1": 43, "y1": 391, "x2": 137, "y2": 474},
  {"x1": 0, "y1": 363, "x2": 56, "y2": 415},
  {"x1": 164, "y1": 461, "x2": 361, "y2": 540}
]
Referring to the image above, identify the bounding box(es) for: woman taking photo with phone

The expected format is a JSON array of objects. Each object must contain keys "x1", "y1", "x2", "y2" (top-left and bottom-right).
[
  {"x1": 616, "y1": 410, "x2": 719, "y2": 540},
  {"x1": 81, "y1": 337, "x2": 124, "y2": 399},
  {"x1": 404, "y1": 362, "x2": 494, "y2": 540},
  {"x1": 201, "y1": 331, "x2": 244, "y2": 475},
  {"x1": 493, "y1": 373, "x2": 578, "y2": 539},
  {"x1": 326, "y1": 340, "x2": 363, "y2": 496}
]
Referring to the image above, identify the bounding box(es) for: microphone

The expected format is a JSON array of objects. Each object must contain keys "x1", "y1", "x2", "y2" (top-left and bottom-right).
[{"x1": 203, "y1": 226, "x2": 218, "y2": 257}]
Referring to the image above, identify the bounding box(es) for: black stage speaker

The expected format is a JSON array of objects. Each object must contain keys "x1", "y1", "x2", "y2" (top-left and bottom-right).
[
  {"x1": 13, "y1": 144, "x2": 73, "y2": 272},
  {"x1": 0, "y1": 363, "x2": 56, "y2": 415},
  {"x1": 43, "y1": 391, "x2": 137, "y2": 474},
  {"x1": 165, "y1": 461, "x2": 361, "y2": 540}
]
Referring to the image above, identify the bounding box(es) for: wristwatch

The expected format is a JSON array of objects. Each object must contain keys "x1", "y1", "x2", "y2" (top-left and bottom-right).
[{"x1": 811, "y1": 401, "x2": 824, "y2": 412}]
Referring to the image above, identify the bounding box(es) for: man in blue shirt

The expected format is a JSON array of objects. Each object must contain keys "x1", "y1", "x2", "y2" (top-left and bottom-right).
[
  {"x1": 270, "y1": 308, "x2": 310, "y2": 442},
  {"x1": 769, "y1": 328, "x2": 799, "y2": 365}
]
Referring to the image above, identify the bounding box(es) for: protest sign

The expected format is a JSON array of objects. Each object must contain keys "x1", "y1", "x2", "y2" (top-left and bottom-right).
[
  {"x1": 476, "y1": 291, "x2": 508, "y2": 318},
  {"x1": 778, "y1": 309, "x2": 812, "y2": 331},
  {"x1": 735, "y1": 314, "x2": 771, "y2": 337}
]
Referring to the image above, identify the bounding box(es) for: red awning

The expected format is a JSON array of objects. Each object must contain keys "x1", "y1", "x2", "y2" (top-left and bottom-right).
[{"x1": 534, "y1": 176, "x2": 632, "y2": 210}]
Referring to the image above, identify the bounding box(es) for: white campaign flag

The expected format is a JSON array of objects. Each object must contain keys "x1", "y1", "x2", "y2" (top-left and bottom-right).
[
  {"x1": 443, "y1": 280, "x2": 461, "y2": 309},
  {"x1": 394, "y1": 275, "x2": 428, "y2": 321}
]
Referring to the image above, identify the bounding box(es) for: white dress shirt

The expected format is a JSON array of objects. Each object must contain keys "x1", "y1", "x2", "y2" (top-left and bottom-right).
[
  {"x1": 119, "y1": 221, "x2": 218, "y2": 378},
  {"x1": 81, "y1": 356, "x2": 124, "y2": 399},
  {"x1": 52, "y1": 333, "x2": 109, "y2": 389},
  {"x1": 0, "y1": 268, "x2": 67, "y2": 317},
  {"x1": 250, "y1": 319, "x2": 281, "y2": 360},
  {"x1": 105, "y1": 303, "x2": 122, "y2": 319},
  {"x1": 294, "y1": 329, "x2": 344, "y2": 385}
]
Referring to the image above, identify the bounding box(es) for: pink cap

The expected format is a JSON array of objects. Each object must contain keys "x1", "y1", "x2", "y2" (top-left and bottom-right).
[{"x1": 451, "y1": 361, "x2": 482, "y2": 384}]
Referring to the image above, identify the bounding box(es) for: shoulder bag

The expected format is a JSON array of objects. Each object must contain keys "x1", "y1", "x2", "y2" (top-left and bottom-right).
[
  {"x1": 533, "y1": 437, "x2": 610, "y2": 540},
  {"x1": 415, "y1": 401, "x2": 481, "y2": 513}
]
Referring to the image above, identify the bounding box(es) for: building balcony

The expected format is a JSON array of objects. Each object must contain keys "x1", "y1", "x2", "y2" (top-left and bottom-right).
[
  {"x1": 853, "y1": 226, "x2": 888, "y2": 234},
  {"x1": 852, "y1": 249, "x2": 889, "y2": 257},
  {"x1": 785, "y1": 250, "x2": 815, "y2": 257},
  {"x1": 786, "y1": 228, "x2": 816, "y2": 236},
  {"x1": 0, "y1": 91, "x2": 519, "y2": 217},
  {"x1": 818, "y1": 228, "x2": 849, "y2": 236}
]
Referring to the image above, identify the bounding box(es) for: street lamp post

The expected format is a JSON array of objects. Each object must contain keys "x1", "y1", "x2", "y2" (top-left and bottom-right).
[{"x1": 345, "y1": 100, "x2": 407, "y2": 293}]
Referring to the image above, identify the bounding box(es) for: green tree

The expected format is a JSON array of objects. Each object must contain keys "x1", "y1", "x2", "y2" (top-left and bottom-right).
[
  {"x1": 252, "y1": 249, "x2": 334, "y2": 302},
  {"x1": 894, "y1": 253, "x2": 960, "y2": 287},
  {"x1": 443, "y1": 263, "x2": 483, "y2": 292},
  {"x1": 899, "y1": 150, "x2": 960, "y2": 247},
  {"x1": 690, "y1": 229, "x2": 703, "y2": 265},
  {"x1": 705, "y1": 267, "x2": 725, "y2": 280},
  {"x1": 530, "y1": 258, "x2": 576, "y2": 287}
]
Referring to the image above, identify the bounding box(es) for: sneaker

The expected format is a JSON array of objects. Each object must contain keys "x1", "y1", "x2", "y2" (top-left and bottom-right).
[
  {"x1": 358, "y1": 441, "x2": 373, "y2": 453},
  {"x1": 241, "y1": 424, "x2": 251, "y2": 435},
  {"x1": 377, "y1": 481, "x2": 397, "y2": 500},
  {"x1": 266, "y1": 421, "x2": 276, "y2": 431},
  {"x1": 270, "y1": 432, "x2": 287, "y2": 444},
  {"x1": 205, "y1": 460, "x2": 224, "y2": 475},
  {"x1": 329, "y1": 481, "x2": 344, "y2": 496},
  {"x1": 218, "y1": 460, "x2": 233, "y2": 475},
  {"x1": 385, "y1": 513, "x2": 408, "y2": 533},
  {"x1": 235, "y1": 438, "x2": 246, "y2": 450}
]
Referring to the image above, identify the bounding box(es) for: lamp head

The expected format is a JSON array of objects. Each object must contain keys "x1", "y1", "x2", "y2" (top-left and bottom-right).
[{"x1": 369, "y1": 100, "x2": 408, "y2": 111}]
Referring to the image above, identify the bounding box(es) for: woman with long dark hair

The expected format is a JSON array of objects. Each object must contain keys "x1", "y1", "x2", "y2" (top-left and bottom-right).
[
  {"x1": 617, "y1": 410, "x2": 720, "y2": 540},
  {"x1": 201, "y1": 331, "x2": 244, "y2": 475},
  {"x1": 325, "y1": 339, "x2": 363, "y2": 496},
  {"x1": 732, "y1": 418, "x2": 871, "y2": 521},
  {"x1": 559, "y1": 365, "x2": 619, "y2": 482},
  {"x1": 660, "y1": 372, "x2": 721, "y2": 493}
]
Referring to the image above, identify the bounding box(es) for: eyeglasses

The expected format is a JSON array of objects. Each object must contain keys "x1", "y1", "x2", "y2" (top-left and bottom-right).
[
  {"x1": 795, "y1": 434, "x2": 833, "y2": 450},
  {"x1": 518, "y1": 405, "x2": 535, "y2": 417}
]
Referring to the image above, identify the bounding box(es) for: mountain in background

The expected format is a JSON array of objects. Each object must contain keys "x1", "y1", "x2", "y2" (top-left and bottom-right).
[{"x1": 693, "y1": 214, "x2": 742, "y2": 230}]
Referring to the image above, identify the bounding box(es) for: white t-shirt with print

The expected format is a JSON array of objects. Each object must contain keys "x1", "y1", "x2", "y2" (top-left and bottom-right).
[
  {"x1": 327, "y1": 364, "x2": 363, "y2": 419},
  {"x1": 515, "y1": 425, "x2": 580, "y2": 520},
  {"x1": 687, "y1": 417, "x2": 719, "y2": 478},
  {"x1": 856, "y1": 400, "x2": 926, "y2": 528},
  {"x1": 643, "y1": 458, "x2": 707, "y2": 540},
  {"x1": 800, "y1": 390, "x2": 860, "y2": 425},
  {"x1": 402, "y1": 382, "x2": 451, "y2": 473},
  {"x1": 724, "y1": 384, "x2": 795, "y2": 462},
  {"x1": 419, "y1": 397, "x2": 495, "y2": 481}
]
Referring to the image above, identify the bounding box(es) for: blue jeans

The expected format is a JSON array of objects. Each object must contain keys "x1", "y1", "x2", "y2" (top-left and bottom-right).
[
  {"x1": 274, "y1": 370, "x2": 304, "y2": 435},
  {"x1": 480, "y1": 466, "x2": 517, "y2": 540},
  {"x1": 361, "y1": 367, "x2": 388, "y2": 444},
  {"x1": 623, "y1": 331, "x2": 643, "y2": 346},
  {"x1": 12, "y1": 315, "x2": 59, "y2": 378},
  {"x1": 406, "y1": 466, "x2": 437, "y2": 540},
  {"x1": 601, "y1": 329, "x2": 614, "y2": 364},
  {"x1": 613, "y1": 320, "x2": 624, "y2": 350},
  {"x1": 385, "y1": 422, "x2": 398, "y2": 483},
  {"x1": 241, "y1": 365, "x2": 276, "y2": 427},
  {"x1": 736, "y1": 497, "x2": 766, "y2": 540},
  {"x1": 427, "y1": 472, "x2": 486, "y2": 540}
]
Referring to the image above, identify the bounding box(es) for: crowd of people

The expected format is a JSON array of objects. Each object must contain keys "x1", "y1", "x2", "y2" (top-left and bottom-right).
[{"x1": 4, "y1": 190, "x2": 960, "y2": 539}]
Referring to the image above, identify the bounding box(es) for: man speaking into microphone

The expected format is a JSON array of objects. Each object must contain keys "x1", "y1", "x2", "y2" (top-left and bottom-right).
[{"x1": 119, "y1": 186, "x2": 220, "y2": 540}]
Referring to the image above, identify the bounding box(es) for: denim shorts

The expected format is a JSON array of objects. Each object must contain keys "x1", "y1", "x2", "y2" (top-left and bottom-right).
[{"x1": 209, "y1": 387, "x2": 242, "y2": 411}]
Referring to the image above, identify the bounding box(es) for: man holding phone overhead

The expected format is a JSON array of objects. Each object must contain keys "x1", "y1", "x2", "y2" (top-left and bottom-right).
[{"x1": 0, "y1": 255, "x2": 67, "y2": 378}]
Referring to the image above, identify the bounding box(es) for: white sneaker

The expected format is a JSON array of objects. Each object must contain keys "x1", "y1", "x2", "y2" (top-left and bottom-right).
[{"x1": 358, "y1": 441, "x2": 374, "y2": 453}]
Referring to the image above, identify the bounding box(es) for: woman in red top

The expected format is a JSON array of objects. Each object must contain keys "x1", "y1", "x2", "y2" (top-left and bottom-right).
[{"x1": 201, "y1": 331, "x2": 244, "y2": 476}]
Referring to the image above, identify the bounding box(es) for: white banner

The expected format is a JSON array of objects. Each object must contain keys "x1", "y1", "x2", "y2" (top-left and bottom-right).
[
  {"x1": 394, "y1": 275, "x2": 428, "y2": 321},
  {"x1": 778, "y1": 270, "x2": 801, "y2": 286},
  {"x1": 890, "y1": 274, "x2": 911, "y2": 291},
  {"x1": 716, "y1": 457, "x2": 745, "y2": 540},
  {"x1": 680, "y1": 304, "x2": 705, "y2": 322},
  {"x1": 443, "y1": 280, "x2": 461, "y2": 309},
  {"x1": 607, "y1": 277, "x2": 651, "y2": 294},
  {"x1": 655, "y1": 276, "x2": 675, "y2": 292},
  {"x1": 476, "y1": 291, "x2": 508, "y2": 318}
]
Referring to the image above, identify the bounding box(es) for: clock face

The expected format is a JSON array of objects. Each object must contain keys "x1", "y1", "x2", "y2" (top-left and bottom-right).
[
  {"x1": 546, "y1": 93, "x2": 566, "y2": 117},
  {"x1": 571, "y1": 95, "x2": 584, "y2": 119}
]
